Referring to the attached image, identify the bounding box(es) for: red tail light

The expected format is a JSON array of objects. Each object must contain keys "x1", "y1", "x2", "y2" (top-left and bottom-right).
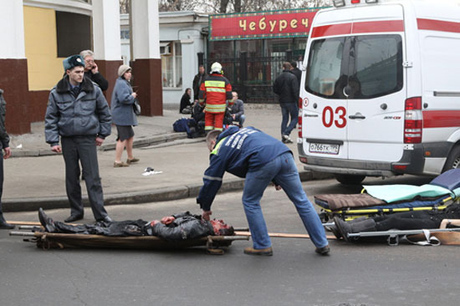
[
  {"x1": 392, "y1": 165, "x2": 407, "y2": 172},
  {"x1": 351, "y1": 0, "x2": 361, "y2": 3},
  {"x1": 298, "y1": 97, "x2": 303, "y2": 138},
  {"x1": 404, "y1": 97, "x2": 422, "y2": 143}
]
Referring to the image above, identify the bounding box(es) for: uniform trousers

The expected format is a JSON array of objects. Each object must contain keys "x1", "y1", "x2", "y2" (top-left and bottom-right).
[
  {"x1": 0, "y1": 151, "x2": 5, "y2": 223},
  {"x1": 205, "y1": 111, "x2": 225, "y2": 131},
  {"x1": 61, "y1": 136, "x2": 108, "y2": 220}
]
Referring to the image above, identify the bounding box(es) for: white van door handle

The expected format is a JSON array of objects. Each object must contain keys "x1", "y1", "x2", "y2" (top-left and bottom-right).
[{"x1": 349, "y1": 113, "x2": 366, "y2": 120}]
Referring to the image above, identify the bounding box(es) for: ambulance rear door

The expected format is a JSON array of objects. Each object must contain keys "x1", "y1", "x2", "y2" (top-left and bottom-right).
[{"x1": 303, "y1": 4, "x2": 407, "y2": 165}]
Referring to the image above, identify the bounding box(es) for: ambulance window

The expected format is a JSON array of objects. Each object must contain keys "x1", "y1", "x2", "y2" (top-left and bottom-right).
[
  {"x1": 351, "y1": 35, "x2": 403, "y2": 99},
  {"x1": 305, "y1": 38, "x2": 346, "y2": 98}
]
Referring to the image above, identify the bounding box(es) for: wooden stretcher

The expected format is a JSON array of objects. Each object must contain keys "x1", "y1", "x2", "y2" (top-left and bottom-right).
[
  {"x1": 9, "y1": 222, "x2": 249, "y2": 255},
  {"x1": 9, "y1": 221, "x2": 337, "y2": 255}
]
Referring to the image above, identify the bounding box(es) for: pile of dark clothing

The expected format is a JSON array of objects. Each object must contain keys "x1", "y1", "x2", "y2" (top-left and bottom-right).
[{"x1": 190, "y1": 102, "x2": 206, "y2": 137}]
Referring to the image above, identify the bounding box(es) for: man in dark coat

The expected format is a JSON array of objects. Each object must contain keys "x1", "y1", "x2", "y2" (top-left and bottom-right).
[
  {"x1": 45, "y1": 55, "x2": 112, "y2": 223},
  {"x1": 80, "y1": 50, "x2": 109, "y2": 91},
  {"x1": 0, "y1": 89, "x2": 13, "y2": 229},
  {"x1": 273, "y1": 62, "x2": 299, "y2": 144},
  {"x1": 38, "y1": 208, "x2": 234, "y2": 240},
  {"x1": 192, "y1": 65, "x2": 207, "y2": 101},
  {"x1": 290, "y1": 61, "x2": 302, "y2": 85}
]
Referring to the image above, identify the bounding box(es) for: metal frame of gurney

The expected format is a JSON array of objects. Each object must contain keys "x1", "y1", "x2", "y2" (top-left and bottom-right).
[{"x1": 347, "y1": 227, "x2": 460, "y2": 246}]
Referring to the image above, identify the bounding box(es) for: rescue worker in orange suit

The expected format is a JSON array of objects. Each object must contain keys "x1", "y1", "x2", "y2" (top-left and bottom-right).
[{"x1": 198, "y1": 62, "x2": 232, "y2": 132}]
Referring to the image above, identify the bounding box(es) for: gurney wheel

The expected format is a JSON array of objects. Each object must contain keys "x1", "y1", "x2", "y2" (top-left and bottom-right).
[
  {"x1": 206, "y1": 248, "x2": 225, "y2": 255},
  {"x1": 206, "y1": 236, "x2": 225, "y2": 255},
  {"x1": 319, "y1": 212, "x2": 328, "y2": 223}
]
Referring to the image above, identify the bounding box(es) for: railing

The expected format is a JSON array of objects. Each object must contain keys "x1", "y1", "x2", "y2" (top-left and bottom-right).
[{"x1": 205, "y1": 51, "x2": 291, "y2": 104}]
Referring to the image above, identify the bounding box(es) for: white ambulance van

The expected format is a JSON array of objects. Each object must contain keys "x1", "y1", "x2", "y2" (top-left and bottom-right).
[{"x1": 298, "y1": 0, "x2": 460, "y2": 184}]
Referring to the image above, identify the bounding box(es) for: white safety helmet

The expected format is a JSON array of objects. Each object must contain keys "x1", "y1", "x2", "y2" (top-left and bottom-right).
[{"x1": 210, "y1": 62, "x2": 223, "y2": 74}]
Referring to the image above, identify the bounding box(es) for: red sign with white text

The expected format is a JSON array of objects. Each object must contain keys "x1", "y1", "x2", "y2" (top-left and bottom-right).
[{"x1": 210, "y1": 9, "x2": 320, "y2": 41}]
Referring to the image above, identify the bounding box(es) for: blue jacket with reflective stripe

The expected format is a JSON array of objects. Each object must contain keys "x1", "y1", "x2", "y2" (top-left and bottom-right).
[{"x1": 197, "y1": 126, "x2": 291, "y2": 211}]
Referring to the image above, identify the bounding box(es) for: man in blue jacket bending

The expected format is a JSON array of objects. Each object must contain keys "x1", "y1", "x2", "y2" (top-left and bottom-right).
[{"x1": 197, "y1": 126, "x2": 329, "y2": 256}]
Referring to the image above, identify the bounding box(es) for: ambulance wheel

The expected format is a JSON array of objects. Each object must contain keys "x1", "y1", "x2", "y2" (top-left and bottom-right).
[
  {"x1": 334, "y1": 174, "x2": 365, "y2": 185},
  {"x1": 443, "y1": 145, "x2": 460, "y2": 171}
]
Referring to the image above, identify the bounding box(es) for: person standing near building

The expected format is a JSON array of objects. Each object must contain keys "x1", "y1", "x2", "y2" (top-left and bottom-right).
[
  {"x1": 45, "y1": 55, "x2": 112, "y2": 223},
  {"x1": 273, "y1": 62, "x2": 299, "y2": 144},
  {"x1": 192, "y1": 65, "x2": 207, "y2": 102},
  {"x1": 197, "y1": 127, "x2": 330, "y2": 256},
  {"x1": 290, "y1": 61, "x2": 302, "y2": 86},
  {"x1": 80, "y1": 50, "x2": 109, "y2": 92},
  {"x1": 0, "y1": 89, "x2": 13, "y2": 229},
  {"x1": 199, "y1": 62, "x2": 232, "y2": 132},
  {"x1": 228, "y1": 91, "x2": 245, "y2": 127},
  {"x1": 111, "y1": 65, "x2": 139, "y2": 167}
]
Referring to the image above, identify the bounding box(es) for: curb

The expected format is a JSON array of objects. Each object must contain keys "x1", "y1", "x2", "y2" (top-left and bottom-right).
[
  {"x1": 3, "y1": 171, "x2": 333, "y2": 213},
  {"x1": 10, "y1": 132, "x2": 189, "y2": 158}
]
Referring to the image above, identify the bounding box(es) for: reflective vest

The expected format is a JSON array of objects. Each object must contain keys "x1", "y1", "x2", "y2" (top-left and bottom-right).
[{"x1": 198, "y1": 73, "x2": 232, "y2": 113}]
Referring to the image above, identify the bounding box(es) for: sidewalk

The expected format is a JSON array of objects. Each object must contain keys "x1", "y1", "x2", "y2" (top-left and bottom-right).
[{"x1": 3, "y1": 104, "x2": 331, "y2": 212}]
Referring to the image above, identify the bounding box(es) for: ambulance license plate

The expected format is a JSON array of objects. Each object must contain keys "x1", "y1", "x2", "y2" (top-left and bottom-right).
[{"x1": 309, "y1": 143, "x2": 339, "y2": 155}]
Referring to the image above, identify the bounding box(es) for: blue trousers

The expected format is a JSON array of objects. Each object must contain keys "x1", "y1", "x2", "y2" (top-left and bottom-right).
[
  {"x1": 280, "y1": 103, "x2": 298, "y2": 137},
  {"x1": 243, "y1": 152, "x2": 328, "y2": 249}
]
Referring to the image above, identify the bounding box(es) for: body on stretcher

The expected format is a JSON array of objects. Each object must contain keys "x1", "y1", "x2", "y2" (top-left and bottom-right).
[
  {"x1": 315, "y1": 169, "x2": 460, "y2": 222},
  {"x1": 9, "y1": 221, "x2": 250, "y2": 255}
]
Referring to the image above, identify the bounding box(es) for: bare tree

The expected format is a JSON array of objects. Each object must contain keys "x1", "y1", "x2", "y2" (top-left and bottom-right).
[
  {"x1": 120, "y1": 0, "x2": 129, "y2": 14},
  {"x1": 158, "y1": 0, "x2": 331, "y2": 13}
]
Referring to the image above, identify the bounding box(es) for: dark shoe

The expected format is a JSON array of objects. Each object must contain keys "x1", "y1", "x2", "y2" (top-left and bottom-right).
[
  {"x1": 244, "y1": 246, "x2": 273, "y2": 256},
  {"x1": 114, "y1": 162, "x2": 129, "y2": 168},
  {"x1": 38, "y1": 208, "x2": 56, "y2": 232},
  {"x1": 315, "y1": 245, "x2": 330, "y2": 256},
  {"x1": 326, "y1": 224, "x2": 342, "y2": 239},
  {"x1": 64, "y1": 214, "x2": 84, "y2": 223},
  {"x1": 334, "y1": 216, "x2": 352, "y2": 242},
  {"x1": 127, "y1": 157, "x2": 140, "y2": 164},
  {"x1": 0, "y1": 221, "x2": 15, "y2": 230},
  {"x1": 97, "y1": 216, "x2": 113, "y2": 223}
]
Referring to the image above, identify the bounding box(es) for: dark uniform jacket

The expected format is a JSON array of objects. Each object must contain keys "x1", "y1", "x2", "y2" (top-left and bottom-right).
[
  {"x1": 0, "y1": 89, "x2": 10, "y2": 150},
  {"x1": 45, "y1": 76, "x2": 112, "y2": 147},
  {"x1": 197, "y1": 126, "x2": 291, "y2": 211}
]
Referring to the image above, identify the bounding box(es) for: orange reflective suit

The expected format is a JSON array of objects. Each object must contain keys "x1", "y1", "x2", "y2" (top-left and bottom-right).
[{"x1": 198, "y1": 73, "x2": 232, "y2": 131}]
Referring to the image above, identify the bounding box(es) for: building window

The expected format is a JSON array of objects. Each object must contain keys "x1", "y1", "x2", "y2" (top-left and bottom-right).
[
  {"x1": 161, "y1": 42, "x2": 182, "y2": 88},
  {"x1": 56, "y1": 11, "x2": 91, "y2": 57}
]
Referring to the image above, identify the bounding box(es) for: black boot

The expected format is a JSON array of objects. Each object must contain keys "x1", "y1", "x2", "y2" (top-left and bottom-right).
[
  {"x1": 334, "y1": 217, "x2": 376, "y2": 242},
  {"x1": 0, "y1": 220, "x2": 14, "y2": 229},
  {"x1": 38, "y1": 208, "x2": 56, "y2": 232},
  {"x1": 0, "y1": 214, "x2": 14, "y2": 230}
]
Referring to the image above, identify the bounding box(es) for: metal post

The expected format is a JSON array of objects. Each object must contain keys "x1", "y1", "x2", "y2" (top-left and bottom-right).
[
  {"x1": 239, "y1": 51, "x2": 247, "y2": 103},
  {"x1": 286, "y1": 49, "x2": 293, "y2": 63},
  {"x1": 197, "y1": 52, "x2": 204, "y2": 67}
]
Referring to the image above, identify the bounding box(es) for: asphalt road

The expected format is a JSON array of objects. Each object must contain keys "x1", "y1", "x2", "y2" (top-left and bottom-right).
[{"x1": 1, "y1": 176, "x2": 458, "y2": 306}]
